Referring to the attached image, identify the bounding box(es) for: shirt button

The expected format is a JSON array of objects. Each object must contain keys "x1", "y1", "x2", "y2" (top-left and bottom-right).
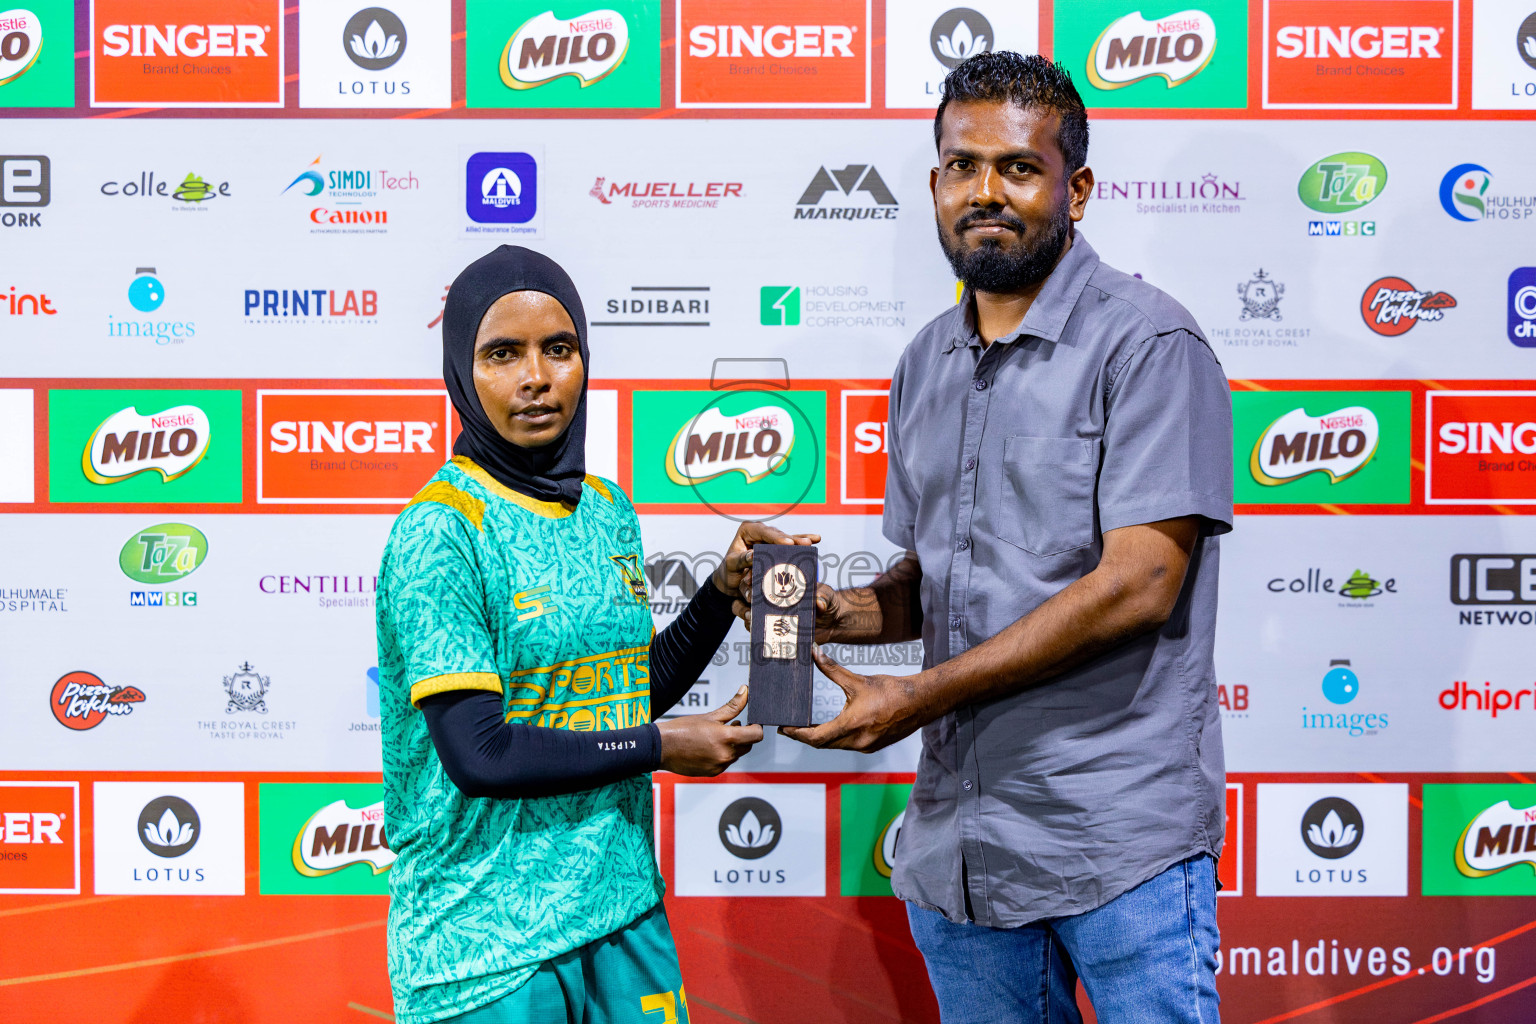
[
  {"x1": 964, "y1": 457, "x2": 976, "y2": 471},
  {"x1": 957, "y1": 539, "x2": 969, "y2": 551},
  {"x1": 962, "y1": 779, "x2": 974, "y2": 791},
  {"x1": 973, "y1": 379, "x2": 988, "y2": 391},
  {"x1": 950, "y1": 616, "x2": 962, "y2": 630}
]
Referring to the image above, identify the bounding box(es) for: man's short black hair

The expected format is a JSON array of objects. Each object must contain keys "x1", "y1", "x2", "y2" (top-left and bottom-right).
[{"x1": 934, "y1": 51, "x2": 1090, "y2": 175}]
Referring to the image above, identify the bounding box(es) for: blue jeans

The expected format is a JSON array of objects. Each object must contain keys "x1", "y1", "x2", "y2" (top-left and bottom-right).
[{"x1": 907, "y1": 855, "x2": 1220, "y2": 1024}]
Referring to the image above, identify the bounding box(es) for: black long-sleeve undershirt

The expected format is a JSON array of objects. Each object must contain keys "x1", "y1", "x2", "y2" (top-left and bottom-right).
[{"x1": 420, "y1": 575, "x2": 738, "y2": 799}]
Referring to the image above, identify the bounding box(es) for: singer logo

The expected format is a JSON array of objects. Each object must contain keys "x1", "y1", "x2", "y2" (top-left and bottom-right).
[
  {"x1": 257, "y1": 390, "x2": 452, "y2": 504},
  {"x1": 1427, "y1": 391, "x2": 1536, "y2": 505},
  {"x1": 91, "y1": 0, "x2": 283, "y2": 107},
  {"x1": 668, "y1": 405, "x2": 796, "y2": 485},
  {"x1": 841, "y1": 390, "x2": 888, "y2": 505},
  {"x1": 1249, "y1": 406, "x2": 1380, "y2": 486},
  {"x1": 1088, "y1": 9, "x2": 1217, "y2": 90},
  {"x1": 501, "y1": 8, "x2": 629, "y2": 89},
  {"x1": 292, "y1": 798, "x2": 394, "y2": 877},
  {"x1": 677, "y1": 0, "x2": 870, "y2": 108},
  {"x1": 0, "y1": 782, "x2": 79, "y2": 894},
  {"x1": 83, "y1": 404, "x2": 211, "y2": 485},
  {"x1": 1263, "y1": 0, "x2": 1457, "y2": 108}
]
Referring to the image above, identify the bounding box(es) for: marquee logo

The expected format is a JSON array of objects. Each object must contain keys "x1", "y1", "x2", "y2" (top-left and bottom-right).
[
  {"x1": 794, "y1": 164, "x2": 898, "y2": 220},
  {"x1": 82, "y1": 404, "x2": 210, "y2": 484},
  {"x1": 91, "y1": 0, "x2": 284, "y2": 107},
  {"x1": 677, "y1": 0, "x2": 870, "y2": 108},
  {"x1": 668, "y1": 405, "x2": 795, "y2": 485},
  {"x1": 1249, "y1": 405, "x2": 1380, "y2": 485},
  {"x1": 293, "y1": 798, "x2": 393, "y2": 876},
  {"x1": 1264, "y1": 0, "x2": 1457, "y2": 108},
  {"x1": 1298, "y1": 152, "x2": 1387, "y2": 213},
  {"x1": 1088, "y1": 8, "x2": 1217, "y2": 89},
  {"x1": 501, "y1": 8, "x2": 629, "y2": 89},
  {"x1": 119, "y1": 523, "x2": 207, "y2": 583},
  {"x1": 1359, "y1": 276, "x2": 1456, "y2": 336},
  {"x1": 49, "y1": 670, "x2": 145, "y2": 730},
  {"x1": 1456, "y1": 799, "x2": 1536, "y2": 877},
  {"x1": 1426, "y1": 391, "x2": 1536, "y2": 504},
  {"x1": 0, "y1": 8, "x2": 42, "y2": 86}
]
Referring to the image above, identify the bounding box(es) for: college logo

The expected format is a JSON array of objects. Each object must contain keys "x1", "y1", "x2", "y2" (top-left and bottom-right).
[
  {"x1": 120, "y1": 523, "x2": 208, "y2": 583},
  {"x1": 1234, "y1": 390, "x2": 1410, "y2": 504},
  {"x1": 256, "y1": 389, "x2": 450, "y2": 504},
  {"x1": 94, "y1": 782, "x2": 244, "y2": 894},
  {"x1": 1249, "y1": 405, "x2": 1379, "y2": 485},
  {"x1": 468, "y1": 0, "x2": 657, "y2": 108},
  {"x1": 465, "y1": 151, "x2": 540, "y2": 233},
  {"x1": 1264, "y1": 0, "x2": 1457, "y2": 108},
  {"x1": 794, "y1": 164, "x2": 898, "y2": 220},
  {"x1": 91, "y1": 0, "x2": 284, "y2": 107},
  {"x1": 0, "y1": 782, "x2": 78, "y2": 894},
  {"x1": 138, "y1": 795, "x2": 199, "y2": 857},
  {"x1": 259, "y1": 783, "x2": 392, "y2": 893},
  {"x1": 838, "y1": 783, "x2": 910, "y2": 896},
  {"x1": 1298, "y1": 152, "x2": 1386, "y2": 212},
  {"x1": 1424, "y1": 785, "x2": 1536, "y2": 894},
  {"x1": 344, "y1": 7, "x2": 404, "y2": 70},
  {"x1": 674, "y1": 783, "x2": 825, "y2": 896},
  {"x1": 1237, "y1": 270, "x2": 1284, "y2": 321},
  {"x1": 1087, "y1": 8, "x2": 1217, "y2": 90},
  {"x1": 1267, "y1": 567, "x2": 1397, "y2": 602},
  {"x1": 1359, "y1": 276, "x2": 1456, "y2": 336},
  {"x1": 678, "y1": 0, "x2": 870, "y2": 108},
  {"x1": 1257, "y1": 784, "x2": 1407, "y2": 896},
  {"x1": 82, "y1": 404, "x2": 210, "y2": 484},
  {"x1": 841, "y1": 389, "x2": 887, "y2": 505},
  {"x1": 49, "y1": 670, "x2": 145, "y2": 730},
  {"x1": 0, "y1": 154, "x2": 48, "y2": 227},
  {"x1": 1510, "y1": 267, "x2": 1536, "y2": 345},
  {"x1": 99, "y1": 170, "x2": 231, "y2": 208},
  {"x1": 1426, "y1": 391, "x2": 1536, "y2": 504}
]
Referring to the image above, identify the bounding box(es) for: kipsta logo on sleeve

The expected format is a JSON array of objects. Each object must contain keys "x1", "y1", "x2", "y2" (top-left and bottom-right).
[
  {"x1": 49, "y1": 670, "x2": 145, "y2": 730},
  {"x1": 677, "y1": 0, "x2": 870, "y2": 108},
  {"x1": 90, "y1": 0, "x2": 284, "y2": 107},
  {"x1": 0, "y1": 3, "x2": 72, "y2": 106},
  {"x1": 468, "y1": 1, "x2": 658, "y2": 108}
]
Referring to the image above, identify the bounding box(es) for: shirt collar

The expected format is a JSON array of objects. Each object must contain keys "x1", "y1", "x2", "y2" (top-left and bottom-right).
[{"x1": 945, "y1": 231, "x2": 1101, "y2": 353}]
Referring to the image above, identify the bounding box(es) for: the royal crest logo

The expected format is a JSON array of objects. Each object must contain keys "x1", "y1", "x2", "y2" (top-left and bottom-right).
[
  {"x1": 500, "y1": 8, "x2": 629, "y2": 89},
  {"x1": 609, "y1": 554, "x2": 648, "y2": 605},
  {"x1": 1456, "y1": 800, "x2": 1536, "y2": 878},
  {"x1": 1360, "y1": 276, "x2": 1456, "y2": 337},
  {"x1": 82, "y1": 404, "x2": 211, "y2": 485},
  {"x1": 1088, "y1": 9, "x2": 1217, "y2": 90},
  {"x1": 667, "y1": 405, "x2": 795, "y2": 485},
  {"x1": 292, "y1": 798, "x2": 394, "y2": 877},
  {"x1": 49, "y1": 670, "x2": 145, "y2": 730},
  {"x1": 1250, "y1": 406, "x2": 1381, "y2": 486},
  {"x1": 223, "y1": 662, "x2": 270, "y2": 714},
  {"x1": 1237, "y1": 269, "x2": 1284, "y2": 321}
]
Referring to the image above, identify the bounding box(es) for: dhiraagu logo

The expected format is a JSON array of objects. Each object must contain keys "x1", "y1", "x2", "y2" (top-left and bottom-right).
[
  {"x1": 631, "y1": 390, "x2": 825, "y2": 512},
  {"x1": 1232, "y1": 390, "x2": 1410, "y2": 505},
  {"x1": 258, "y1": 782, "x2": 392, "y2": 895},
  {"x1": 1298, "y1": 152, "x2": 1387, "y2": 213}
]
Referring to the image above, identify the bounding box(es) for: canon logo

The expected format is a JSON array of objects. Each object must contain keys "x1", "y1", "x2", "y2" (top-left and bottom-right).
[
  {"x1": 1274, "y1": 25, "x2": 1442, "y2": 60},
  {"x1": 101, "y1": 24, "x2": 270, "y2": 58},
  {"x1": 268, "y1": 421, "x2": 435, "y2": 455},
  {"x1": 687, "y1": 24, "x2": 856, "y2": 59},
  {"x1": 1438, "y1": 421, "x2": 1536, "y2": 456}
]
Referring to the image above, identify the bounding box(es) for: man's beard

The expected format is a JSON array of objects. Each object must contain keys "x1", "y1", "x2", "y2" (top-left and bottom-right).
[{"x1": 937, "y1": 199, "x2": 1072, "y2": 293}]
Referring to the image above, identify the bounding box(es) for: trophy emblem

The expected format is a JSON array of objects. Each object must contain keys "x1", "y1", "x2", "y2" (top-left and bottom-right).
[{"x1": 747, "y1": 544, "x2": 818, "y2": 727}]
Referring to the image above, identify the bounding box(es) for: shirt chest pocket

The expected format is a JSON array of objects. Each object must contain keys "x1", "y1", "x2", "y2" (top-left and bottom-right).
[{"x1": 993, "y1": 435, "x2": 1101, "y2": 556}]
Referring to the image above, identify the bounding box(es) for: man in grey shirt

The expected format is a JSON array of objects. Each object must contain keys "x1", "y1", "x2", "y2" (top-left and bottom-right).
[{"x1": 778, "y1": 53, "x2": 1233, "y2": 1023}]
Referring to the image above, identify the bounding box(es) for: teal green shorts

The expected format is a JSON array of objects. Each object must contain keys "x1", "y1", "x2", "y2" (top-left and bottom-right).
[{"x1": 446, "y1": 903, "x2": 691, "y2": 1024}]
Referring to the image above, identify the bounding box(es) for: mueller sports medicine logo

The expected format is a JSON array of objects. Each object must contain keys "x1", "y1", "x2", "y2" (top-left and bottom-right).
[
  {"x1": 1088, "y1": 9, "x2": 1217, "y2": 90},
  {"x1": 83, "y1": 405, "x2": 210, "y2": 484},
  {"x1": 1250, "y1": 405, "x2": 1380, "y2": 486},
  {"x1": 1263, "y1": 0, "x2": 1457, "y2": 109},
  {"x1": 589, "y1": 176, "x2": 742, "y2": 209},
  {"x1": 293, "y1": 798, "x2": 394, "y2": 876},
  {"x1": 256, "y1": 390, "x2": 450, "y2": 504},
  {"x1": 1427, "y1": 391, "x2": 1536, "y2": 504},
  {"x1": 0, "y1": 154, "x2": 48, "y2": 227},
  {"x1": 677, "y1": 0, "x2": 869, "y2": 108},
  {"x1": 1360, "y1": 276, "x2": 1456, "y2": 336},
  {"x1": 49, "y1": 670, "x2": 145, "y2": 730},
  {"x1": 795, "y1": 164, "x2": 897, "y2": 220},
  {"x1": 91, "y1": 0, "x2": 283, "y2": 107},
  {"x1": 501, "y1": 8, "x2": 629, "y2": 89},
  {"x1": 668, "y1": 405, "x2": 795, "y2": 485},
  {"x1": 1456, "y1": 800, "x2": 1536, "y2": 877}
]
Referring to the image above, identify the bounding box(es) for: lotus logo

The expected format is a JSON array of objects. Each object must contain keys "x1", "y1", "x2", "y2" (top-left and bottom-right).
[
  {"x1": 0, "y1": 9, "x2": 44, "y2": 87},
  {"x1": 930, "y1": 8, "x2": 993, "y2": 68},
  {"x1": 1300, "y1": 797, "x2": 1363, "y2": 860},
  {"x1": 1249, "y1": 405, "x2": 1380, "y2": 486},
  {"x1": 344, "y1": 8, "x2": 407, "y2": 71},
  {"x1": 138, "y1": 795, "x2": 200, "y2": 858},
  {"x1": 1440, "y1": 163, "x2": 1493, "y2": 222},
  {"x1": 1521, "y1": 13, "x2": 1536, "y2": 71},
  {"x1": 1456, "y1": 799, "x2": 1536, "y2": 877},
  {"x1": 719, "y1": 797, "x2": 782, "y2": 859},
  {"x1": 501, "y1": 8, "x2": 629, "y2": 89},
  {"x1": 1087, "y1": 9, "x2": 1217, "y2": 90},
  {"x1": 82, "y1": 405, "x2": 211, "y2": 485},
  {"x1": 667, "y1": 405, "x2": 795, "y2": 485}
]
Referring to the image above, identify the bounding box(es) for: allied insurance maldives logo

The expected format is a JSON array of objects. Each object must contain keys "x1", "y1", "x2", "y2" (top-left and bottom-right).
[
  {"x1": 1262, "y1": 0, "x2": 1458, "y2": 109},
  {"x1": 1233, "y1": 390, "x2": 1411, "y2": 504},
  {"x1": 90, "y1": 0, "x2": 284, "y2": 107},
  {"x1": 676, "y1": 0, "x2": 871, "y2": 108}
]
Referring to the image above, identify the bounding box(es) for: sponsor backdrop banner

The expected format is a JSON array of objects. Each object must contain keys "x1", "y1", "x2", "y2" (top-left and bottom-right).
[{"x1": 2, "y1": 3, "x2": 1534, "y2": 1022}]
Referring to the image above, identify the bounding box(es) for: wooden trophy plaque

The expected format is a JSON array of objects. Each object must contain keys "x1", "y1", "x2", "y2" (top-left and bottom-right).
[{"x1": 746, "y1": 544, "x2": 818, "y2": 727}]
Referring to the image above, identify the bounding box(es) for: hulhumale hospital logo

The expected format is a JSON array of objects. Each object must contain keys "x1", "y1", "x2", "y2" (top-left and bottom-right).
[{"x1": 1439, "y1": 163, "x2": 1536, "y2": 222}]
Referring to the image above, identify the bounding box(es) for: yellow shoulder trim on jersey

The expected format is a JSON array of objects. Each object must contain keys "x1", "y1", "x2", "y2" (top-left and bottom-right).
[
  {"x1": 410, "y1": 672, "x2": 503, "y2": 707},
  {"x1": 584, "y1": 475, "x2": 614, "y2": 502},
  {"x1": 405, "y1": 480, "x2": 486, "y2": 531},
  {"x1": 451, "y1": 456, "x2": 574, "y2": 519}
]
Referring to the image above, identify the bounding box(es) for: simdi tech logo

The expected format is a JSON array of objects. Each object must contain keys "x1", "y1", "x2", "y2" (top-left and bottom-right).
[
  {"x1": 0, "y1": 2, "x2": 73, "y2": 107},
  {"x1": 1423, "y1": 784, "x2": 1536, "y2": 894},
  {"x1": 0, "y1": 782, "x2": 79, "y2": 895},
  {"x1": 282, "y1": 154, "x2": 415, "y2": 234},
  {"x1": 677, "y1": 0, "x2": 871, "y2": 108},
  {"x1": 90, "y1": 0, "x2": 284, "y2": 107},
  {"x1": 297, "y1": 2, "x2": 452, "y2": 109},
  {"x1": 1426, "y1": 390, "x2": 1536, "y2": 505},
  {"x1": 1263, "y1": 0, "x2": 1458, "y2": 109},
  {"x1": 259, "y1": 783, "x2": 393, "y2": 894},
  {"x1": 48, "y1": 388, "x2": 243, "y2": 504},
  {"x1": 1233, "y1": 390, "x2": 1410, "y2": 504},
  {"x1": 467, "y1": 1, "x2": 659, "y2": 109},
  {"x1": 1055, "y1": 0, "x2": 1247, "y2": 109}
]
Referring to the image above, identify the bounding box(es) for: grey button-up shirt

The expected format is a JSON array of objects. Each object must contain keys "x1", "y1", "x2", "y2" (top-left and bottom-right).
[{"x1": 884, "y1": 233, "x2": 1234, "y2": 927}]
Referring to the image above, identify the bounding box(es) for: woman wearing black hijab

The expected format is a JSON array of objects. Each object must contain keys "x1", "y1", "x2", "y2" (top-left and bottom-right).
[{"x1": 376, "y1": 246, "x2": 813, "y2": 1024}]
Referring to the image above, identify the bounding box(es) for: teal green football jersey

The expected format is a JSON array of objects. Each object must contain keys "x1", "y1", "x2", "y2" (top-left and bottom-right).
[{"x1": 377, "y1": 457, "x2": 662, "y2": 1024}]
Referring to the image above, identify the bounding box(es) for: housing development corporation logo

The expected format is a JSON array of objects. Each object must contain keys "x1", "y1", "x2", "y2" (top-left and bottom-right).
[
  {"x1": 1264, "y1": 0, "x2": 1457, "y2": 108},
  {"x1": 794, "y1": 164, "x2": 898, "y2": 220},
  {"x1": 1426, "y1": 391, "x2": 1536, "y2": 504},
  {"x1": 49, "y1": 670, "x2": 145, "y2": 730},
  {"x1": 1087, "y1": 8, "x2": 1217, "y2": 90},
  {"x1": 1233, "y1": 390, "x2": 1411, "y2": 504},
  {"x1": 91, "y1": 0, "x2": 284, "y2": 107},
  {"x1": 1249, "y1": 405, "x2": 1379, "y2": 485},
  {"x1": 1359, "y1": 276, "x2": 1456, "y2": 336},
  {"x1": 677, "y1": 0, "x2": 870, "y2": 108}
]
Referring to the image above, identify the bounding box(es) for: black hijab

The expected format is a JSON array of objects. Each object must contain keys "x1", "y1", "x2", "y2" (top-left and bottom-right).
[{"x1": 443, "y1": 246, "x2": 589, "y2": 505}]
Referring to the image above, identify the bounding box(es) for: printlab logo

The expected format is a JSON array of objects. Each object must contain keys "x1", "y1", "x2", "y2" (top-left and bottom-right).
[
  {"x1": 243, "y1": 287, "x2": 378, "y2": 323},
  {"x1": 1237, "y1": 269, "x2": 1283, "y2": 321},
  {"x1": 718, "y1": 797, "x2": 782, "y2": 859},
  {"x1": 224, "y1": 662, "x2": 270, "y2": 714},
  {"x1": 1359, "y1": 276, "x2": 1456, "y2": 336},
  {"x1": 1510, "y1": 267, "x2": 1536, "y2": 346},
  {"x1": 138, "y1": 795, "x2": 199, "y2": 858},
  {"x1": 344, "y1": 7, "x2": 405, "y2": 70},
  {"x1": 932, "y1": 8, "x2": 993, "y2": 67},
  {"x1": 1302, "y1": 797, "x2": 1364, "y2": 859},
  {"x1": 1087, "y1": 8, "x2": 1217, "y2": 90},
  {"x1": 0, "y1": 154, "x2": 48, "y2": 227},
  {"x1": 49, "y1": 670, "x2": 145, "y2": 730},
  {"x1": 465, "y1": 151, "x2": 539, "y2": 230},
  {"x1": 794, "y1": 164, "x2": 898, "y2": 220}
]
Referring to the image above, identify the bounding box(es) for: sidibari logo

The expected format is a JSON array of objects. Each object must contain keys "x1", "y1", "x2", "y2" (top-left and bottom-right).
[
  {"x1": 292, "y1": 798, "x2": 393, "y2": 876},
  {"x1": 1359, "y1": 276, "x2": 1456, "y2": 337},
  {"x1": 138, "y1": 795, "x2": 198, "y2": 858},
  {"x1": 1298, "y1": 152, "x2": 1386, "y2": 213},
  {"x1": 49, "y1": 670, "x2": 144, "y2": 730},
  {"x1": 668, "y1": 405, "x2": 795, "y2": 485},
  {"x1": 501, "y1": 8, "x2": 629, "y2": 89},
  {"x1": 718, "y1": 797, "x2": 781, "y2": 859},
  {"x1": 0, "y1": 9, "x2": 43, "y2": 86},
  {"x1": 1249, "y1": 405, "x2": 1379, "y2": 485},
  {"x1": 82, "y1": 405, "x2": 210, "y2": 484},
  {"x1": 119, "y1": 523, "x2": 208, "y2": 584},
  {"x1": 1456, "y1": 800, "x2": 1536, "y2": 877},
  {"x1": 1088, "y1": 9, "x2": 1216, "y2": 90},
  {"x1": 873, "y1": 808, "x2": 904, "y2": 879}
]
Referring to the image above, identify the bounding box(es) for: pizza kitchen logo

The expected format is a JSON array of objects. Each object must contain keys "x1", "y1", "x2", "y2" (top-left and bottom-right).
[
  {"x1": 667, "y1": 405, "x2": 796, "y2": 486},
  {"x1": 1088, "y1": 8, "x2": 1216, "y2": 90},
  {"x1": 1359, "y1": 276, "x2": 1456, "y2": 336},
  {"x1": 500, "y1": 8, "x2": 629, "y2": 90},
  {"x1": 82, "y1": 404, "x2": 211, "y2": 485},
  {"x1": 1250, "y1": 405, "x2": 1380, "y2": 486},
  {"x1": 49, "y1": 670, "x2": 145, "y2": 730}
]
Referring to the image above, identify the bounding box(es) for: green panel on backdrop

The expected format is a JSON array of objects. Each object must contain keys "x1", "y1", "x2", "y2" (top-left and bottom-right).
[
  {"x1": 1231, "y1": 390, "x2": 1411, "y2": 505},
  {"x1": 465, "y1": 1, "x2": 660, "y2": 109},
  {"x1": 0, "y1": 1, "x2": 75, "y2": 108},
  {"x1": 840, "y1": 783, "x2": 912, "y2": 897},
  {"x1": 1422, "y1": 784, "x2": 1536, "y2": 896},
  {"x1": 1052, "y1": 0, "x2": 1248, "y2": 109},
  {"x1": 47, "y1": 389, "x2": 244, "y2": 504},
  {"x1": 259, "y1": 782, "x2": 391, "y2": 895}
]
